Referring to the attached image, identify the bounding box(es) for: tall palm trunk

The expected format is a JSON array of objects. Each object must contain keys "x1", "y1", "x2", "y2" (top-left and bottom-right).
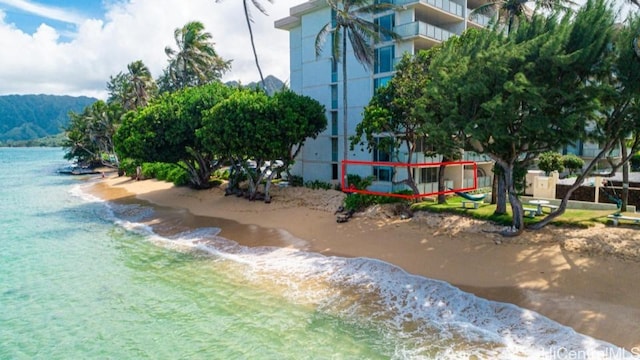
[
  {"x1": 244, "y1": 0, "x2": 266, "y2": 89},
  {"x1": 342, "y1": 31, "x2": 348, "y2": 184},
  {"x1": 621, "y1": 138, "x2": 629, "y2": 212}
]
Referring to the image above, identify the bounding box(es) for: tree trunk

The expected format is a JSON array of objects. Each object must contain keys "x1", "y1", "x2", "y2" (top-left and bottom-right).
[
  {"x1": 497, "y1": 171, "x2": 508, "y2": 213},
  {"x1": 621, "y1": 138, "x2": 629, "y2": 212},
  {"x1": 529, "y1": 139, "x2": 617, "y2": 230},
  {"x1": 244, "y1": 0, "x2": 266, "y2": 89},
  {"x1": 501, "y1": 162, "x2": 524, "y2": 236},
  {"x1": 437, "y1": 157, "x2": 449, "y2": 204},
  {"x1": 490, "y1": 170, "x2": 498, "y2": 205},
  {"x1": 341, "y1": 31, "x2": 349, "y2": 186}
]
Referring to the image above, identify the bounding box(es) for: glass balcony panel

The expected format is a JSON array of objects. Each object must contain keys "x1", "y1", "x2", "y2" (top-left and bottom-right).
[{"x1": 395, "y1": 0, "x2": 462, "y2": 17}]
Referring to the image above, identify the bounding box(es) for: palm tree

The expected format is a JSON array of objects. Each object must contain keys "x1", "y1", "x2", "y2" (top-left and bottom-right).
[
  {"x1": 473, "y1": 0, "x2": 575, "y2": 34},
  {"x1": 164, "y1": 21, "x2": 231, "y2": 89},
  {"x1": 126, "y1": 60, "x2": 157, "y2": 110},
  {"x1": 315, "y1": 0, "x2": 397, "y2": 183},
  {"x1": 215, "y1": 0, "x2": 272, "y2": 89}
]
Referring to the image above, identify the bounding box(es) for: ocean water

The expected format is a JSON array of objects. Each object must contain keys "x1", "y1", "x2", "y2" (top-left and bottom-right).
[{"x1": 0, "y1": 147, "x2": 636, "y2": 359}]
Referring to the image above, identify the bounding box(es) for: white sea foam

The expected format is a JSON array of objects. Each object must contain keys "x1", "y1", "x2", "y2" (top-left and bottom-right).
[
  {"x1": 76, "y1": 184, "x2": 637, "y2": 359},
  {"x1": 69, "y1": 183, "x2": 104, "y2": 203}
]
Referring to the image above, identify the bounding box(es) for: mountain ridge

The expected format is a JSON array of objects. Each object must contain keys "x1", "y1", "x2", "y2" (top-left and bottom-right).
[{"x1": 0, "y1": 94, "x2": 97, "y2": 143}]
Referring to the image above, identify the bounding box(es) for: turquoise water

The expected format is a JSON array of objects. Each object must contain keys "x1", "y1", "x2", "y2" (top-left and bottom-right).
[{"x1": 0, "y1": 147, "x2": 634, "y2": 359}]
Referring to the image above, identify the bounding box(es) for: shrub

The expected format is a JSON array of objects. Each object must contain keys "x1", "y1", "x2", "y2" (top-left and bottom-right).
[
  {"x1": 344, "y1": 193, "x2": 376, "y2": 211},
  {"x1": 537, "y1": 151, "x2": 564, "y2": 175},
  {"x1": 631, "y1": 152, "x2": 640, "y2": 171},
  {"x1": 304, "y1": 180, "x2": 333, "y2": 190},
  {"x1": 288, "y1": 175, "x2": 304, "y2": 187},
  {"x1": 343, "y1": 190, "x2": 410, "y2": 211},
  {"x1": 346, "y1": 174, "x2": 374, "y2": 190},
  {"x1": 141, "y1": 162, "x2": 189, "y2": 186},
  {"x1": 118, "y1": 158, "x2": 138, "y2": 177},
  {"x1": 562, "y1": 154, "x2": 584, "y2": 175},
  {"x1": 213, "y1": 168, "x2": 230, "y2": 180}
]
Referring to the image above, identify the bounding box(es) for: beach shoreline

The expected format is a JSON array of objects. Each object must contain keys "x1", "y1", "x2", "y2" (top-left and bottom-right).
[{"x1": 91, "y1": 174, "x2": 640, "y2": 351}]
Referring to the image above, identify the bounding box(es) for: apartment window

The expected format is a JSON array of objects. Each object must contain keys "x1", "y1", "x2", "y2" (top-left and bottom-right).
[
  {"x1": 331, "y1": 84, "x2": 338, "y2": 109},
  {"x1": 331, "y1": 56, "x2": 338, "y2": 82},
  {"x1": 563, "y1": 139, "x2": 583, "y2": 156},
  {"x1": 374, "y1": 45, "x2": 394, "y2": 74},
  {"x1": 373, "y1": 166, "x2": 393, "y2": 182},
  {"x1": 331, "y1": 111, "x2": 338, "y2": 136},
  {"x1": 373, "y1": 137, "x2": 392, "y2": 182},
  {"x1": 331, "y1": 9, "x2": 337, "y2": 27},
  {"x1": 415, "y1": 137, "x2": 435, "y2": 153},
  {"x1": 332, "y1": 163, "x2": 339, "y2": 180},
  {"x1": 374, "y1": 76, "x2": 392, "y2": 91},
  {"x1": 331, "y1": 137, "x2": 338, "y2": 162},
  {"x1": 375, "y1": 14, "x2": 394, "y2": 42},
  {"x1": 420, "y1": 167, "x2": 438, "y2": 183}
]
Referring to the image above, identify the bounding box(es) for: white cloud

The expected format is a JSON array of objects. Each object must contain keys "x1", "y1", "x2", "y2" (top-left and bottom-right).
[
  {"x1": 0, "y1": 0, "x2": 302, "y2": 98},
  {"x1": 0, "y1": 0, "x2": 86, "y2": 25}
]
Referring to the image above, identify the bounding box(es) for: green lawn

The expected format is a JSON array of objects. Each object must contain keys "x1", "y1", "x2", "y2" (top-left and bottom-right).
[{"x1": 410, "y1": 196, "x2": 622, "y2": 228}]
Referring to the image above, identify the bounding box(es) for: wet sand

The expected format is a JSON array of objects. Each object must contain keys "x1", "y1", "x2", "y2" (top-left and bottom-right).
[{"x1": 91, "y1": 175, "x2": 640, "y2": 351}]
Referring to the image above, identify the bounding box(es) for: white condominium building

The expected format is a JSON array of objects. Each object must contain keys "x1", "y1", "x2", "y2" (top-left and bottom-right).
[{"x1": 275, "y1": 0, "x2": 494, "y2": 192}]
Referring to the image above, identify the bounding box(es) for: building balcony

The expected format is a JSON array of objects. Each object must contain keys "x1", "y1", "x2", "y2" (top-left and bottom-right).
[
  {"x1": 580, "y1": 148, "x2": 621, "y2": 158},
  {"x1": 467, "y1": 9, "x2": 491, "y2": 28},
  {"x1": 395, "y1": 0, "x2": 463, "y2": 19},
  {"x1": 462, "y1": 151, "x2": 492, "y2": 162},
  {"x1": 394, "y1": 21, "x2": 454, "y2": 48}
]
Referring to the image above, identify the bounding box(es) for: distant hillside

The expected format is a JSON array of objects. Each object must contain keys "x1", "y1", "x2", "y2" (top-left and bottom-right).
[
  {"x1": 0, "y1": 94, "x2": 97, "y2": 143},
  {"x1": 225, "y1": 75, "x2": 287, "y2": 96}
]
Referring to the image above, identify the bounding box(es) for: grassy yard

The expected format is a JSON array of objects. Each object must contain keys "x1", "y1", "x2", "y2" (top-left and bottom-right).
[{"x1": 410, "y1": 196, "x2": 622, "y2": 228}]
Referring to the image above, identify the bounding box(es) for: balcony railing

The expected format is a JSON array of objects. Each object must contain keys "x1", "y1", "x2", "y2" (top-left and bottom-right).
[
  {"x1": 468, "y1": 9, "x2": 491, "y2": 26},
  {"x1": 395, "y1": 0, "x2": 463, "y2": 17},
  {"x1": 581, "y1": 148, "x2": 621, "y2": 158},
  {"x1": 463, "y1": 176, "x2": 492, "y2": 188},
  {"x1": 463, "y1": 151, "x2": 492, "y2": 162},
  {"x1": 394, "y1": 21, "x2": 454, "y2": 43}
]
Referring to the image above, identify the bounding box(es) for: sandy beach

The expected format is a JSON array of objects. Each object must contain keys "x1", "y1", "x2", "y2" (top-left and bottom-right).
[{"x1": 92, "y1": 174, "x2": 640, "y2": 351}]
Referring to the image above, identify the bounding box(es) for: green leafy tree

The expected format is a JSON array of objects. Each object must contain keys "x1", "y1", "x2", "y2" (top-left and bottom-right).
[
  {"x1": 199, "y1": 89, "x2": 327, "y2": 202},
  {"x1": 315, "y1": 0, "x2": 397, "y2": 184},
  {"x1": 429, "y1": 0, "x2": 615, "y2": 234},
  {"x1": 114, "y1": 82, "x2": 234, "y2": 188},
  {"x1": 107, "y1": 60, "x2": 157, "y2": 110},
  {"x1": 199, "y1": 90, "x2": 275, "y2": 199},
  {"x1": 537, "y1": 151, "x2": 564, "y2": 175},
  {"x1": 473, "y1": 0, "x2": 575, "y2": 34},
  {"x1": 161, "y1": 21, "x2": 231, "y2": 92},
  {"x1": 532, "y1": 9, "x2": 640, "y2": 227},
  {"x1": 271, "y1": 90, "x2": 327, "y2": 176},
  {"x1": 126, "y1": 60, "x2": 157, "y2": 109},
  {"x1": 353, "y1": 50, "x2": 462, "y2": 202},
  {"x1": 63, "y1": 100, "x2": 124, "y2": 167},
  {"x1": 562, "y1": 154, "x2": 584, "y2": 175}
]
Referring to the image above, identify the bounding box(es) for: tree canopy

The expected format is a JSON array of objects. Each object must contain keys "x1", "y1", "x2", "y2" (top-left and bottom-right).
[
  {"x1": 198, "y1": 88, "x2": 326, "y2": 200},
  {"x1": 114, "y1": 82, "x2": 234, "y2": 188}
]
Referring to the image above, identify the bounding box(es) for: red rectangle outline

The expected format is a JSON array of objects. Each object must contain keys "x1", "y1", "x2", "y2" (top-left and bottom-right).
[{"x1": 341, "y1": 160, "x2": 478, "y2": 199}]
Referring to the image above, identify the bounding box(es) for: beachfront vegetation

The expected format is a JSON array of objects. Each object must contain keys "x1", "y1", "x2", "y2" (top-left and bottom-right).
[
  {"x1": 411, "y1": 196, "x2": 617, "y2": 229},
  {"x1": 63, "y1": 100, "x2": 124, "y2": 167},
  {"x1": 197, "y1": 88, "x2": 326, "y2": 201},
  {"x1": 537, "y1": 152, "x2": 565, "y2": 176},
  {"x1": 355, "y1": 0, "x2": 640, "y2": 235},
  {"x1": 107, "y1": 60, "x2": 158, "y2": 111},
  {"x1": 114, "y1": 82, "x2": 234, "y2": 189},
  {"x1": 158, "y1": 21, "x2": 231, "y2": 92}
]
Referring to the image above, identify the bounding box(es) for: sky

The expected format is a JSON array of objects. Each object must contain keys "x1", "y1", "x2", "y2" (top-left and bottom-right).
[{"x1": 0, "y1": 0, "x2": 302, "y2": 98}]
